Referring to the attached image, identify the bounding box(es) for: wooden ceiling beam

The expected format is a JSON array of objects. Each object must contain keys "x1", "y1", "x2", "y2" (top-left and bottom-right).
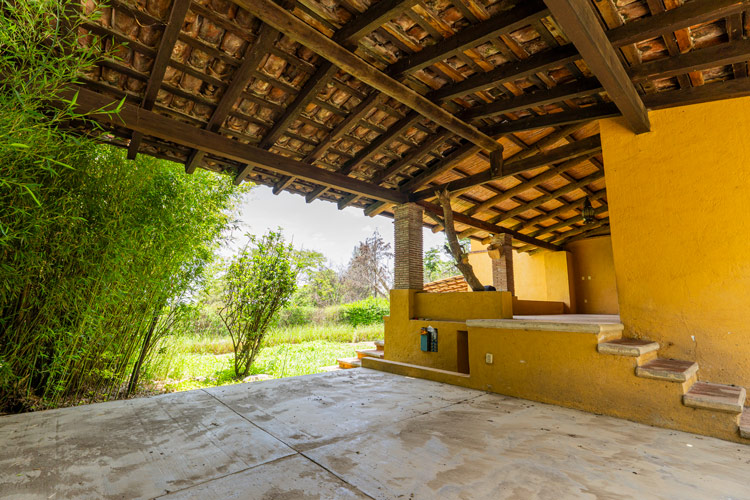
[
  {"x1": 63, "y1": 86, "x2": 407, "y2": 204},
  {"x1": 411, "y1": 135, "x2": 602, "y2": 200},
  {"x1": 334, "y1": 0, "x2": 419, "y2": 46},
  {"x1": 238, "y1": 0, "x2": 502, "y2": 154},
  {"x1": 606, "y1": 0, "x2": 749, "y2": 48},
  {"x1": 543, "y1": 0, "x2": 650, "y2": 134},
  {"x1": 308, "y1": 110, "x2": 422, "y2": 204},
  {"x1": 630, "y1": 38, "x2": 750, "y2": 83},
  {"x1": 460, "y1": 77, "x2": 603, "y2": 121},
  {"x1": 526, "y1": 220, "x2": 610, "y2": 254},
  {"x1": 462, "y1": 154, "x2": 598, "y2": 217},
  {"x1": 430, "y1": 44, "x2": 580, "y2": 102},
  {"x1": 417, "y1": 201, "x2": 563, "y2": 252},
  {"x1": 126, "y1": 0, "x2": 190, "y2": 160},
  {"x1": 185, "y1": 25, "x2": 277, "y2": 176},
  {"x1": 486, "y1": 170, "x2": 605, "y2": 225},
  {"x1": 481, "y1": 104, "x2": 620, "y2": 137},
  {"x1": 388, "y1": 0, "x2": 549, "y2": 77}
]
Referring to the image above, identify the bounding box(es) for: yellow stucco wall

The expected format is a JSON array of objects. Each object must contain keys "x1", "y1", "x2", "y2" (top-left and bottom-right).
[
  {"x1": 566, "y1": 236, "x2": 619, "y2": 315},
  {"x1": 601, "y1": 98, "x2": 750, "y2": 388},
  {"x1": 469, "y1": 240, "x2": 575, "y2": 312},
  {"x1": 384, "y1": 289, "x2": 512, "y2": 372}
]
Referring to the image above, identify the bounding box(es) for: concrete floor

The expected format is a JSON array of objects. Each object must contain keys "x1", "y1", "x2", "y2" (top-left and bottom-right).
[{"x1": 2, "y1": 369, "x2": 749, "y2": 500}]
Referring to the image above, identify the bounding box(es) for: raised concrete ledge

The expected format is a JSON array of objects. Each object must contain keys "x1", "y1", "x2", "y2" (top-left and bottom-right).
[{"x1": 466, "y1": 314, "x2": 624, "y2": 334}]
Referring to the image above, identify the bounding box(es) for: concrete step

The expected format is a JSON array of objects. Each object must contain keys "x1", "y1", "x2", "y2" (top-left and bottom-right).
[
  {"x1": 356, "y1": 349, "x2": 384, "y2": 360},
  {"x1": 635, "y1": 358, "x2": 698, "y2": 382},
  {"x1": 598, "y1": 338, "x2": 659, "y2": 357},
  {"x1": 337, "y1": 357, "x2": 361, "y2": 369},
  {"x1": 740, "y1": 409, "x2": 750, "y2": 439},
  {"x1": 683, "y1": 382, "x2": 746, "y2": 413},
  {"x1": 374, "y1": 340, "x2": 384, "y2": 351}
]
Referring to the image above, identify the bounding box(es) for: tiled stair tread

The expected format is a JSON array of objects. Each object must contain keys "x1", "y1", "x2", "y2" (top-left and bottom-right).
[
  {"x1": 598, "y1": 338, "x2": 659, "y2": 356},
  {"x1": 356, "y1": 349, "x2": 384, "y2": 359},
  {"x1": 337, "y1": 357, "x2": 361, "y2": 369},
  {"x1": 374, "y1": 340, "x2": 384, "y2": 351},
  {"x1": 740, "y1": 410, "x2": 750, "y2": 439},
  {"x1": 635, "y1": 358, "x2": 698, "y2": 382},
  {"x1": 683, "y1": 382, "x2": 746, "y2": 413}
]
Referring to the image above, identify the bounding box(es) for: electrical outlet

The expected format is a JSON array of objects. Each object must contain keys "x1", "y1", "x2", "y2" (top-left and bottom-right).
[{"x1": 485, "y1": 353, "x2": 493, "y2": 364}]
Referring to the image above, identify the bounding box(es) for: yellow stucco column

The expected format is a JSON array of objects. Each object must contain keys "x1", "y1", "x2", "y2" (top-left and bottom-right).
[{"x1": 600, "y1": 97, "x2": 750, "y2": 388}]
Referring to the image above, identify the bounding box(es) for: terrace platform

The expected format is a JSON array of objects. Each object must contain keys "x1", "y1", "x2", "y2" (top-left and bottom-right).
[{"x1": 2, "y1": 369, "x2": 749, "y2": 499}]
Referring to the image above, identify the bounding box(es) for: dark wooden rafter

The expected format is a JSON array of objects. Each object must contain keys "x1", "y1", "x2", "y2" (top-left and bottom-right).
[
  {"x1": 185, "y1": 24, "x2": 277, "y2": 176},
  {"x1": 411, "y1": 135, "x2": 602, "y2": 200},
  {"x1": 64, "y1": 86, "x2": 407, "y2": 204},
  {"x1": 268, "y1": 0, "x2": 425, "y2": 197},
  {"x1": 388, "y1": 0, "x2": 550, "y2": 77},
  {"x1": 237, "y1": 0, "x2": 503, "y2": 154},
  {"x1": 629, "y1": 38, "x2": 750, "y2": 83},
  {"x1": 525, "y1": 220, "x2": 610, "y2": 254},
  {"x1": 460, "y1": 77, "x2": 603, "y2": 121},
  {"x1": 543, "y1": 0, "x2": 650, "y2": 134},
  {"x1": 308, "y1": 111, "x2": 422, "y2": 204},
  {"x1": 418, "y1": 202, "x2": 561, "y2": 252},
  {"x1": 485, "y1": 170, "x2": 604, "y2": 226},
  {"x1": 335, "y1": 0, "x2": 419, "y2": 47},
  {"x1": 126, "y1": 0, "x2": 190, "y2": 160}
]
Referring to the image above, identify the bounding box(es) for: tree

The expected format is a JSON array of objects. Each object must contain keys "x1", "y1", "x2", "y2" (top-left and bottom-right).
[
  {"x1": 219, "y1": 231, "x2": 300, "y2": 378},
  {"x1": 428, "y1": 190, "x2": 485, "y2": 291},
  {"x1": 424, "y1": 245, "x2": 459, "y2": 283},
  {"x1": 341, "y1": 231, "x2": 393, "y2": 301}
]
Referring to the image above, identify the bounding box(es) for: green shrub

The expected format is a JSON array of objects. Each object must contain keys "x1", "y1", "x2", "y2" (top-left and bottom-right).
[
  {"x1": 341, "y1": 297, "x2": 390, "y2": 327},
  {"x1": 277, "y1": 305, "x2": 316, "y2": 327}
]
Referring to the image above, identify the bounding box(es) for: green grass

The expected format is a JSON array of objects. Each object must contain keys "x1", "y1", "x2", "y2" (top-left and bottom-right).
[{"x1": 144, "y1": 323, "x2": 384, "y2": 393}]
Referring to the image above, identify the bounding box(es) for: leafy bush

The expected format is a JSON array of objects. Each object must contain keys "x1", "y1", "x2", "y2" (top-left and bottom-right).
[
  {"x1": 277, "y1": 305, "x2": 316, "y2": 327},
  {"x1": 219, "y1": 231, "x2": 301, "y2": 378},
  {"x1": 341, "y1": 297, "x2": 390, "y2": 327},
  {"x1": 0, "y1": 2, "x2": 246, "y2": 411}
]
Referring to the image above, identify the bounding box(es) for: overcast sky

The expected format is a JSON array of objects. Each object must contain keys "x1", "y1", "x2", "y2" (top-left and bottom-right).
[{"x1": 224, "y1": 185, "x2": 447, "y2": 268}]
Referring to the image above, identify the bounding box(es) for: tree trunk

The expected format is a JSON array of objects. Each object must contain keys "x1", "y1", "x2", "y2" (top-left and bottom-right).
[
  {"x1": 434, "y1": 190, "x2": 485, "y2": 291},
  {"x1": 126, "y1": 310, "x2": 160, "y2": 396}
]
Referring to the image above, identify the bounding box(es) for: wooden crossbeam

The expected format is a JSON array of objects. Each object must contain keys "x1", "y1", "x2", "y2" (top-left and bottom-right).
[
  {"x1": 544, "y1": 0, "x2": 650, "y2": 134},
  {"x1": 334, "y1": 0, "x2": 419, "y2": 47},
  {"x1": 309, "y1": 111, "x2": 422, "y2": 204},
  {"x1": 411, "y1": 135, "x2": 602, "y2": 200},
  {"x1": 388, "y1": 0, "x2": 549, "y2": 77},
  {"x1": 481, "y1": 104, "x2": 620, "y2": 137},
  {"x1": 629, "y1": 38, "x2": 750, "y2": 83},
  {"x1": 430, "y1": 44, "x2": 580, "y2": 102},
  {"x1": 606, "y1": 0, "x2": 749, "y2": 48},
  {"x1": 238, "y1": 0, "x2": 502, "y2": 154},
  {"x1": 185, "y1": 25, "x2": 277, "y2": 176},
  {"x1": 487, "y1": 170, "x2": 604, "y2": 225},
  {"x1": 269, "y1": 0, "x2": 422, "y2": 196},
  {"x1": 526, "y1": 220, "x2": 610, "y2": 254},
  {"x1": 126, "y1": 0, "x2": 190, "y2": 160},
  {"x1": 417, "y1": 201, "x2": 562, "y2": 252},
  {"x1": 462, "y1": 154, "x2": 597, "y2": 217},
  {"x1": 460, "y1": 78, "x2": 603, "y2": 121},
  {"x1": 63, "y1": 86, "x2": 407, "y2": 204},
  {"x1": 507, "y1": 190, "x2": 605, "y2": 233}
]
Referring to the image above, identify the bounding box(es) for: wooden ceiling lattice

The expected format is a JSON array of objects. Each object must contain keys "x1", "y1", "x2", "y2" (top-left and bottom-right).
[{"x1": 64, "y1": 0, "x2": 750, "y2": 251}]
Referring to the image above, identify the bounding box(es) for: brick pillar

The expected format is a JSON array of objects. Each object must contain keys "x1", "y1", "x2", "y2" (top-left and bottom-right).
[
  {"x1": 490, "y1": 234, "x2": 515, "y2": 294},
  {"x1": 393, "y1": 203, "x2": 423, "y2": 290}
]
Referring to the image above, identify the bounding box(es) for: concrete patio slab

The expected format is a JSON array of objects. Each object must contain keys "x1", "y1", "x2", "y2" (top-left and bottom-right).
[{"x1": 2, "y1": 369, "x2": 750, "y2": 500}]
